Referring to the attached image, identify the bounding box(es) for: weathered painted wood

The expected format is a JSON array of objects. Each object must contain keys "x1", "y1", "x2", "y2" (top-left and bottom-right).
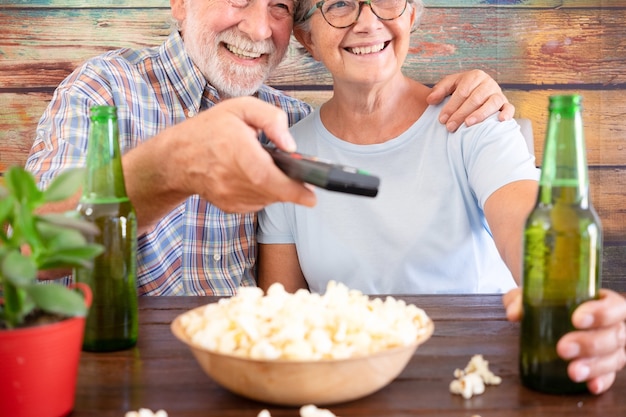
[
  {"x1": 423, "y1": 0, "x2": 624, "y2": 7},
  {"x1": 0, "y1": 0, "x2": 618, "y2": 8},
  {"x1": 0, "y1": 0, "x2": 169, "y2": 7},
  {"x1": 3, "y1": 90, "x2": 625, "y2": 168},
  {"x1": 0, "y1": 9, "x2": 172, "y2": 84},
  {"x1": 273, "y1": 8, "x2": 626, "y2": 87},
  {"x1": 1, "y1": 8, "x2": 625, "y2": 89},
  {"x1": 504, "y1": 91, "x2": 626, "y2": 167},
  {"x1": 604, "y1": 244, "x2": 626, "y2": 292}
]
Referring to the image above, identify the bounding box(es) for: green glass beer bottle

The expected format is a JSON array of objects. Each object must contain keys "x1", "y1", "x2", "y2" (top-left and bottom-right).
[
  {"x1": 520, "y1": 95, "x2": 602, "y2": 393},
  {"x1": 74, "y1": 105, "x2": 138, "y2": 352}
]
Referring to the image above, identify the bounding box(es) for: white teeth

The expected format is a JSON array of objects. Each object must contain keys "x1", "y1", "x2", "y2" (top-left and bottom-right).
[
  {"x1": 225, "y1": 44, "x2": 262, "y2": 59},
  {"x1": 348, "y1": 43, "x2": 386, "y2": 55}
]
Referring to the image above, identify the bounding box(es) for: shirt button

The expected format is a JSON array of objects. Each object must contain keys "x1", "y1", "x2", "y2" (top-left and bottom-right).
[
  {"x1": 188, "y1": 110, "x2": 196, "y2": 117},
  {"x1": 213, "y1": 254, "x2": 221, "y2": 261}
]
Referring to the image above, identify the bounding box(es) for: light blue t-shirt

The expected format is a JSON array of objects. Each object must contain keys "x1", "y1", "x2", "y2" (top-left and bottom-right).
[{"x1": 258, "y1": 102, "x2": 540, "y2": 294}]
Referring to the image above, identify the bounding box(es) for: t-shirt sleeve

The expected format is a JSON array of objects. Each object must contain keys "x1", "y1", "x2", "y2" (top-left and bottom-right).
[
  {"x1": 257, "y1": 202, "x2": 296, "y2": 244},
  {"x1": 458, "y1": 117, "x2": 540, "y2": 208}
]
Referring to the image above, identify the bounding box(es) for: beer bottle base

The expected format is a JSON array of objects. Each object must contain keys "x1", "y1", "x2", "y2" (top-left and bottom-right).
[
  {"x1": 82, "y1": 338, "x2": 137, "y2": 352},
  {"x1": 521, "y1": 372, "x2": 588, "y2": 395}
]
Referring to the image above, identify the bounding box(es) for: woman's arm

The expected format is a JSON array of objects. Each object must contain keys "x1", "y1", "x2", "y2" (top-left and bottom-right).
[
  {"x1": 257, "y1": 243, "x2": 308, "y2": 293},
  {"x1": 483, "y1": 179, "x2": 538, "y2": 285}
]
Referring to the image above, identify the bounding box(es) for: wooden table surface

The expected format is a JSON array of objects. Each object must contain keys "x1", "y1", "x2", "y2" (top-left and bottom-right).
[{"x1": 72, "y1": 295, "x2": 626, "y2": 417}]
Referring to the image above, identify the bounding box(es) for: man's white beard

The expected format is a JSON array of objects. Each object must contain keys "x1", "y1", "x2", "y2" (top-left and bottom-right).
[{"x1": 182, "y1": 15, "x2": 286, "y2": 98}]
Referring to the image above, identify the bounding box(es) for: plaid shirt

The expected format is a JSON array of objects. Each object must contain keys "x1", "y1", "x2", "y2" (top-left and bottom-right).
[{"x1": 25, "y1": 31, "x2": 312, "y2": 295}]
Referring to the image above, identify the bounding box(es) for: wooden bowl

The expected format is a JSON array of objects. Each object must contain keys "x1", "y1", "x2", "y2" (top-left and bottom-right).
[{"x1": 171, "y1": 306, "x2": 434, "y2": 406}]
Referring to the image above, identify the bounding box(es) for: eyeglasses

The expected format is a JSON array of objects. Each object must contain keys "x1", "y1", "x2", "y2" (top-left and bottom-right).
[{"x1": 301, "y1": 0, "x2": 408, "y2": 29}]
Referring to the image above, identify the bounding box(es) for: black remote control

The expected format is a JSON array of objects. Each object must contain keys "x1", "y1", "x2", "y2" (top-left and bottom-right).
[{"x1": 263, "y1": 144, "x2": 380, "y2": 197}]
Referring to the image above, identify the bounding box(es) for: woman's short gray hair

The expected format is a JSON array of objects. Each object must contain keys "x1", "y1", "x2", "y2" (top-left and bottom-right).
[{"x1": 293, "y1": 0, "x2": 424, "y2": 32}]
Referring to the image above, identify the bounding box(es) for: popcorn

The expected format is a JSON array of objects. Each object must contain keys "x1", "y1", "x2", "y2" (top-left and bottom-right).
[
  {"x1": 449, "y1": 354, "x2": 502, "y2": 399},
  {"x1": 179, "y1": 281, "x2": 431, "y2": 361},
  {"x1": 300, "y1": 404, "x2": 338, "y2": 417},
  {"x1": 258, "y1": 405, "x2": 338, "y2": 417},
  {"x1": 449, "y1": 372, "x2": 485, "y2": 399},
  {"x1": 461, "y1": 354, "x2": 502, "y2": 386},
  {"x1": 125, "y1": 409, "x2": 168, "y2": 417}
]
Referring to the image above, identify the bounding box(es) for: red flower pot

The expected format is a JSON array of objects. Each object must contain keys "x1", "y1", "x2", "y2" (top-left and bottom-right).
[{"x1": 0, "y1": 283, "x2": 91, "y2": 417}]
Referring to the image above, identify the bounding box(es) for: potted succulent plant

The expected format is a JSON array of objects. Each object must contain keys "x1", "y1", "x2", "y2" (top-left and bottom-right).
[{"x1": 0, "y1": 166, "x2": 104, "y2": 417}]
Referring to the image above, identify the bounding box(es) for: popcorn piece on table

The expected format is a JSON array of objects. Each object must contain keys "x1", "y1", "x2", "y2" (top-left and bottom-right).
[
  {"x1": 125, "y1": 409, "x2": 168, "y2": 417},
  {"x1": 257, "y1": 405, "x2": 338, "y2": 417},
  {"x1": 461, "y1": 354, "x2": 502, "y2": 385},
  {"x1": 449, "y1": 372, "x2": 485, "y2": 399},
  {"x1": 300, "y1": 404, "x2": 338, "y2": 417},
  {"x1": 449, "y1": 354, "x2": 502, "y2": 399}
]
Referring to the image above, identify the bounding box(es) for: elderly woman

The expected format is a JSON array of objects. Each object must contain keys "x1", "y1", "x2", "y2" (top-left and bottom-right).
[
  {"x1": 259, "y1": 0, "x2": 537, "y2": 293},
  {"x1": 257, "y1": 0, "x2": 625, "y2": 393}
]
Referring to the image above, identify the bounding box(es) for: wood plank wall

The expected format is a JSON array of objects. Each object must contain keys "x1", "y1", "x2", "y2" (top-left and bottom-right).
[{"x1": 1, "y1": 1, "x2": 625, "y2": 291}]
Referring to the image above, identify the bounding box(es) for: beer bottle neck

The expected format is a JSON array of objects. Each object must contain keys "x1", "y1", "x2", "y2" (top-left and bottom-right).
[
  {"x1": 538, "y1": 95, "x2": 589, "y2": 207},
  {"x1": 82, "y1": 106, "x2": 129, "y2": 204}
]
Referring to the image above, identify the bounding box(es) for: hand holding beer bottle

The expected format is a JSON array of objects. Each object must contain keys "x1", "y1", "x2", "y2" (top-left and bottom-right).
[{"x1": 520, "y1": 95, "x2": 602, "y2": 394}]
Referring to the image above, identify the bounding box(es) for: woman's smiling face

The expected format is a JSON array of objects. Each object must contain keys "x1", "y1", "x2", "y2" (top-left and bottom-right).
[{"x1": 294, "y1": 1, "x2": 417, "y2": 88}]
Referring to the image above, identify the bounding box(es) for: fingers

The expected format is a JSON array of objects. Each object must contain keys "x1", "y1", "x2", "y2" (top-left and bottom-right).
[
  {"x1": 425, "y1": 72, "x2": 453, "y2": 104},
  {"x1": 201, "y1": 159, "x2": 317, "y2": 213},
  {"x1": 572, "y1": 289, "x2": 626, "y2": 329},
  {"x1": 177, "y1": 97, "x2": 317, "y2": 212},
  {"x1": 586, "y1": 373, "x2": 617, "y2": 395},
  {"x1": 504, "y1": 287, "x2": 625, "y2": 394},
  {"x1": 234, "y1": 104, "x2": 317, "y2": 209},
  {"x1": 558, "y1": 290, "x2": 626, "y2": 363},
  {"x1": 246, "y1": 150, "x2": 318, "y2": 209},
  {"x1": 498, "y1": 102, "x2": 516, "y2": 122},
  {"x1": 204, "y1": 136, "x2": 317, "y2": 213},
  {"x1": 226, "y1": 97, "x2": 297, "y2": 152},
  {"x1": 559, "y1": 321, "x2": 626, "y2": 360},
  {"x1": 502, "y1": 288, "x2": 522, "y2": 322},
  {"x1": 427, "y1": 70, "x2": 513, "y2": 132},
  {"x1": 566, "y1": 346, "x2": 625, "y2": 394},
  {"x1": 448, "y1": 85, "x2": 509, "y2": 130},
  {"x1": 427, "y1": 71, "x2": 482, "y2": 131},
  {"x1": 555, "y1": 290, "x2": 626, "y2": 393}
]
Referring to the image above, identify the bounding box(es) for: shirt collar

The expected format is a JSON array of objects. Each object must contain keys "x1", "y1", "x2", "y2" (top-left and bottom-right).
[{"x1": 159, "y1": 31, "x2": 216, "y2": 116}]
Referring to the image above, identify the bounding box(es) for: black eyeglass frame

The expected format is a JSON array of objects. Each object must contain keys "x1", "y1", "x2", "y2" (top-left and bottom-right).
[{"x1": 300, "y1": 0, "x2": 409, "y2": 29}]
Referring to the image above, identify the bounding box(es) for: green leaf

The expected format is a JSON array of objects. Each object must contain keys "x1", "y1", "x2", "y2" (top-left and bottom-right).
[
  {"x1": 43, "y1": 168, "x2": 85, "y2": 203},
  {"x1": 38, "y1": 212, "x2": 101, "y2": 237},
  {"x1": 17, "y1": 197, "x2": 42, "y2": 251},
  {"x1": 24, "y1": 283, "x2": 88, "y2": 317},
  {"x1": 38, "y1": 224, "x2": 87, "y2": 250},
  {"x1": 0, "y1": 280, "x2": 30, "y2": 329},
  {"x1": 0, "y1": 191, "x2": 14, "y2": 225},
  {"x1": 2, "y1": 251, "x2": 37, "y2": 285},
  {"x1": 0, "y1": 166, "x2": 100, "y2": 328},
  {"x1": 37, "y1": 244, "x2": 104, "y2": 270},
  {"x1": 5, "y1": 166, "x2": 43, "y2": 209}
]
